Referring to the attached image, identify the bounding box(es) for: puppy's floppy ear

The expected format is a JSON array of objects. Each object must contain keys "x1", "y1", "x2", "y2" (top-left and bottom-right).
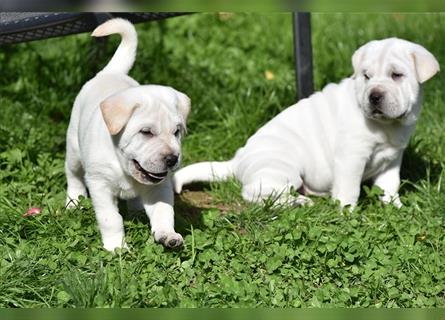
[
  {"x1": 411, "y1": 44, "x2": 440, "y2": 83},
  {"x1": 351, "y1": 43, "x2": 367, "y2": 78},
  {"x1": 100, "y1": 91, "x2": 139, "y2": 135},
  {"x1": 174, "y1": 90, "x2": 191, "y2": 122}
]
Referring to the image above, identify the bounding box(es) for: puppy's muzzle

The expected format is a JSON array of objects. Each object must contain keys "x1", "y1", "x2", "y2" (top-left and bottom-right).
[
  {"x1": 369, "y1": 89, "x2": 385, "y2": 114},
  {"x1": 165, "y1": 154, "x2": 179, "y2": 168}
]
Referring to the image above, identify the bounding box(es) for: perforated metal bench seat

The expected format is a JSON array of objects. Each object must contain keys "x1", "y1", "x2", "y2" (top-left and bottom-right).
[{"x1": 0, "y1": 12, "x2": 186, "y2": 45}]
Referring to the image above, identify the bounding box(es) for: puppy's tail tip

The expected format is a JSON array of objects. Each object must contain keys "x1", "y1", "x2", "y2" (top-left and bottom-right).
[
  {"x1": 92, "y1": 18, "x2": 137, "y2": 75},
  {"x1": 91, "y1": 17, "x2": 135, "y2": 38},
  {"x1": 173, "y1": 160, "x2": 233, "y2": 194},
  {"x1": 91, "y1": 25, "x2": 107, "y2": 38},
  {"x1": 173, "y1": 176, "x2": 184, "y2": 194}
]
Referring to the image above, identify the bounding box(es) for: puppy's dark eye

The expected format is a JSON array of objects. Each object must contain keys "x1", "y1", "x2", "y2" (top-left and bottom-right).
[
  {"x1": 174, "y1": 128, "x2": 181, "y2": 138},
  {"x1": 140, "y1": 128, "x2": 153, "y2": 137},
  {"x1": 364, "y1": 73, "x2": 370, "y2": 80},
  {"x1": 391, "y1": 72, "x2": 404, "y2": 80}
]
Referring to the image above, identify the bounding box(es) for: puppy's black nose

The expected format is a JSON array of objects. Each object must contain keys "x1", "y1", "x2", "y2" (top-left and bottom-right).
[
  {"x1": 165, "y1": 154, "x2": 179, "y2": 168},
  {"x1": 369, "y1": 90, "x2": 384, "y2": 107}
]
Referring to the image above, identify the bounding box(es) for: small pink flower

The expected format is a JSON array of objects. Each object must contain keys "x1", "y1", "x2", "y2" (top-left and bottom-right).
[{"x1": 23, "y1": 207, "x2": 42, "y2": 217}]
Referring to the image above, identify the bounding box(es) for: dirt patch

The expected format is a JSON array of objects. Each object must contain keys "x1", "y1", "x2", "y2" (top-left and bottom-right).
[{"x1": 175, "y1": 189, "x2": 244, "y2": 215}]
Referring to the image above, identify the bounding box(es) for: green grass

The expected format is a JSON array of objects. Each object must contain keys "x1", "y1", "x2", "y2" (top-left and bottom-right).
[{"x1": 0, "y1": 13, "x2": 444, "y2": 307}]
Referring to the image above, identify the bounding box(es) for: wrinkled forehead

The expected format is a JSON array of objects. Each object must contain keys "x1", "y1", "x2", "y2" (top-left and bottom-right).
[
  {"x1": 136, "y1": 102, "x2": 182, "y2": 124},
  {"x1": 132, "y1": 101, "x2": 184, "y2": 132},
  {"x1": 361, "y1": 40, "x2": 414, "y2": 73},
  {"x1": 128, "y1": 88, "x2": 183, "y2": 128},
  {"x1": 139, "y1": 85, "x2": 179, "y2": 110}
]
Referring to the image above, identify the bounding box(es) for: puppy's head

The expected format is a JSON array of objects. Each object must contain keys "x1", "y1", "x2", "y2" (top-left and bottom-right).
[
  {"x1": 100, "y1": 85, "x2": 190, "y2": 185},
  {"x1": 352, "y1": 38, "x2": 439, "y2": 124}
]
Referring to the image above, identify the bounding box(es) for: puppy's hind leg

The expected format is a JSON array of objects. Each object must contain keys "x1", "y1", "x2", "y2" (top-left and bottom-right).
[
  {"x1": 277, "y1": 193, "x2": 313, "y2": 207},
  {"x1": 65, "y1": 139, "x2": 88, "y2": 208},
  {"x1": 242, "y1": 171, "x2": 313, "y2": 207}
]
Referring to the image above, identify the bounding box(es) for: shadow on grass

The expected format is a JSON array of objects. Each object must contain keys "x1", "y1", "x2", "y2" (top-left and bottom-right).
[
  {"x1": 174, "y1": 181, "x2": 241, "y2": 235},
  {"x1": 400, "y1": 144, "x2": 442, "y2": 190},
  {"x1": 174, "y1": 191, "x2": 206, "y2": 235},
  {"x1": 359, "y1": 144, "x2": 441, "y2": 202},
  {"x1": 118, "y1": 183, "x2": 212, "y2": 237}
]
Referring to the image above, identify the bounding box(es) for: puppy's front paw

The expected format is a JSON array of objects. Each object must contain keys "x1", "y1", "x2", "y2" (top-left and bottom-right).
[
  {"x1": 335, "y1": 196, "x2": 357, "y2": 213},
  {"x1": 153, "y1": 231, "x2": 184, "y2": 248},
  {"x1": 340, "y1": 203, "x2": 356, "y2": 213},
  {"x1": 380, "y1": 194, "x2": 403, "y2": 209},
  {"x1": 103, "y1": 236, "x2": 129, "y2": 252},
  {"x1": 291, "y1": 195, "x2": 314, "y2": 207},
  {"x1": 65, "y1": 197, "x2": 81, "y2": 209},
  {"x1": 393, "y1": 199, "x2": 403, "y2": 209},
  {"x1": 65, "y1": 189, "x2": 88, "y2": 209}
]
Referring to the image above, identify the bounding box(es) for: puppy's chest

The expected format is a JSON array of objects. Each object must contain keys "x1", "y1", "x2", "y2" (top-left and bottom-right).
[
  {"x1": 115, "y1": 176, "x2": 139, "y2": 200},
  {"x1": 363, "y1": 144, "x2": 400, "y2": 180}
]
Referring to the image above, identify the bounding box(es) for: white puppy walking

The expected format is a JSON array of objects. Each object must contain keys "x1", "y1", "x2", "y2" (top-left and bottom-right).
[
  {"x1": 65, "y1": 18, "x2": 190, "y2": 251},
  {"x1": 175, "y1": 38, "x2": 439, "y2": 208}
]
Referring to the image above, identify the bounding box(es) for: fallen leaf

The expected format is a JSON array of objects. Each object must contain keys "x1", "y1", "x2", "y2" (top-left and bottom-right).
[
  {"x1": 23, "y1": 207, "x2": 42, "y2": 217},
  {"x1": 265, "y1": 70, "x2": 275, "y2": 80},
  {"x1": 218, "y1": 12, "x2": 235, "y2": 21}
]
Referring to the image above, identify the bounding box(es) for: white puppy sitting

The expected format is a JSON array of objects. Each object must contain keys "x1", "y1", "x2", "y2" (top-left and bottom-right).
[
  {"x1": 175, "y1": 38, "x2": 439, "y2": 209},
  {"x1": 65, "y1": 18, "x2": 190, "y2": 251}
]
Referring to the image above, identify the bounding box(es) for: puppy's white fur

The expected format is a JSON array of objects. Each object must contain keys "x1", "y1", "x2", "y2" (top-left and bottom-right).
[
  {"x1": 65, "y1": 18, "x2": 190, "y2": 251},
  {"x1": 174, "y1": 38, "x2": 439, "y2": 208}
]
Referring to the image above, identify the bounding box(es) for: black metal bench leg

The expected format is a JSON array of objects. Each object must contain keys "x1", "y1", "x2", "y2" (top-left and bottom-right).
[{"x1": 293, "y1": 12, "x2": 314, "y2": 101}]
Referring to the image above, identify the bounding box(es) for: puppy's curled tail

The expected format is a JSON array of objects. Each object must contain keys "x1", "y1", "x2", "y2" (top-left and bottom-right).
[
  {"x1": 173, "y1": 161, "x2": 234, "y2": 193},
  {"x1": 91, "y1": 18, "x2": 137, "y2": 75}
]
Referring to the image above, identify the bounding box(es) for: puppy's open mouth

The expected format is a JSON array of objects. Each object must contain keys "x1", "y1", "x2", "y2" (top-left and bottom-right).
[
  {"x1": 370, "y1": 109, "x2": 407, "y2": 121},
  {"x1": 133, "y1": 160, "x2": 167, "y2": 183},
  {"x1": 372, "y1": 109, "x2": 384, "y2": 116},
  {"x1": 396, "y1": 111, "x2": 407, "y2": 120}
]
